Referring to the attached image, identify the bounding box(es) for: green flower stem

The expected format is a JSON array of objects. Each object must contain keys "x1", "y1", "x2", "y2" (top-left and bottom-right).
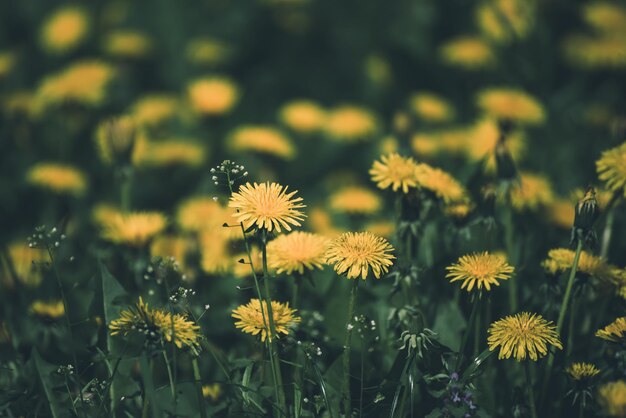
[
  {"x1": 163, "y1": 276, "x2": 178, "y2": 406},
  {"x1": 162, "y1": 349, "x2": 176, "y2": 401},
  {"x1": 120, "y1": 167, "x2": 132, "y2": 212},
  {"x1": 524, "y1": 362, "x2": 538, "y2": 418},
  {"x1": 192, "y1": 357, "x2": 208, "y2": 418},
  {"x1": 456, "y1": 294, "x2": 480, "y2": 371},
  {"x1": 261, "y1": 229, "x2": 287, "y2": 416},
  {"x1": 292, "y1": 276, "x2": 301, "y2": 309},
  {"x1": 342, "y1": 279, "x2": 359, "y2": 417},
  {"x1": 503, "y1": 206, "x2": 518, "y2": 313},
  {"x1": 601, "y1": 205, "x2": 616, "y2": 258},
  {"x1": 47, "y1": 246, "x2": 87, "y2": 418}
]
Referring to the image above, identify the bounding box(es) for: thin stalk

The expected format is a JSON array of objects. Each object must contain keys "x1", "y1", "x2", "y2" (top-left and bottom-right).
[
  {"x1": 473, "y1": 302, "x2": 482, "y2": 357},
  {"x1": 601, "y1": 206, "x2": 615, "y2": 259},
  {"x1": 503, "y1": 207, "x2": 518, "y2": 312},
  {"x1": 568, "y1": 295, "x2": 577, "y2": 356},
  {"x1": 192, "y1": 357, "x2": 208, "y2": 418},
  {"x1": 162, "y1": 350, "x2": 176, "y2": 400},
  {"x1": 342, "y1": 279, "x2": 359, "y2": 417},
  {"x1": 261, "y1": 230, "x2": 287, "y2": 414},
  {"x1": 456, "y1": 295, "x2": 480, "y2": 371},
  {"x1": 64, "y1": 378, "x2": 80, "y2": 417},
  {"x1": 292, "y1": 276, "x2": 301, "y2": 309},
  {"x1": 359, "y1": 343, "x2": 364, "y2": 418},
  {"x1": 163, "y1": 276, "x2": 178, "y2": 407},
  {"x1": 141, "y1": 357, "x2": 154, "y2": 418},
  {"x1": 120, "y1": 168, "x2": 132, "y2": 212},
  {"x1": 47, "y1": 247, "x2": 87, "y2": 418},
  {"x1": 524, "y1": 362, "x2": 538, "y2": 418}
]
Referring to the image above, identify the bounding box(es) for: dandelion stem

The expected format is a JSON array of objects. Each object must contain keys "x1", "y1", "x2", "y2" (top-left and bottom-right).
[
  {"x1": 261, "y1": 229, "x2": 287, "y2": 415},
  {"x1": 292, "y1": 276, "x2": 301, "y2": 309},
  {"x1": 64, "y1": 377, "x2": 80, "y2": 417},
  {"x1": 456, "y1": 294, "x2": 480, "y2": 371},
  {"x1": 342, "y1": 279, "x2": 359, "y2": 417},
  {"x1": 120, "y1": 168, "x2": 132, "y2": 212},
  {"x1": 524, "y1": 362, "x2": 538, "y2": 418},
  {"x1": 192, "y1": 357, "x2": 208, "y2": 418},
  {"x1": 503, "y1": 206, "x2": 518, "y2": 313},
  {"x1": 600, "y1": 205, "x2": 615, "y2": 258},
  {"x1": 162, "y1": 349, "x2": 176, "y2": 401}
]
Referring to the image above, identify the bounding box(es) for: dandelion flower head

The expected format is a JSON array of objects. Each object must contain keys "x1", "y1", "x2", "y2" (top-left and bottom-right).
[
  {"x1": 26, "y1": 163, "x2": 87, "y2": 196},
  {"x1": 232, "y1": 298, "x2": 300, "y2": 342},
  {"x1": 267, "y1": 231, "x2": 329, "y2": 275},
  {"x1": 325, "y1": 232, "x2": 395, "y2": 280},
  {"x1": 446, "y1": 251, "x2": 515, "y2": 292},
  {"x1": 100, "y1": 212, "x2": 166, "y2": 247},
  {"x1": 369, "y1": 153, "x2": 419, "y2": 194},
  {"x1": 566, "y1": 362, "x2": 601, "y2": 381}
]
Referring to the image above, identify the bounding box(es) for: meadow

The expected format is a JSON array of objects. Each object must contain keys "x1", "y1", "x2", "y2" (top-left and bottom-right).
[{"x1": 1, "y1": 0, "x2": 626, "y2": 417}]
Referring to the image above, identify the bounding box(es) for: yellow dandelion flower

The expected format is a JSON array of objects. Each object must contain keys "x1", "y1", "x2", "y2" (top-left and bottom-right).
[
  {"x1": 202, "y1": 384, "x2": 222, "y2": 402},
  {"x1": 329, "y1": 186, "x2": 382, "y2": 215},
  {"x1": 40, "y1": 6, "x2": 89, "y2": 54},
  {"x1": 279, "y1": 100, "x2": 326, "y2": 134},
  {"x1": 3, "y1": 242, "x2": 47, "y2": 288},
  {"x1": 411, "y1": 133, "x2": 442, "y2": 157},
  {"x1": 177, "y1": 197, "x2": 240, "y2": 239},
  {"x1": 599, "y1": 381, "x2": 626, "y2": 417},
  {"x1": 229, "y1": 182, "x2": 306, "y2": 233},
  {"x1": 92, "y1": 203, "x2": 122, "y2": 226},
  {"x1": 439, "y1": 36, "x2": 495, "y2": 70},
  {"x1": 583, "y1": 2, "x2": 626, "y2": 35},
  {"x1": 410, "y1": 93, "x2": 455, "y2": 123},
  {"x1": 26, "y1": 163, "x2": 87, "y2": 196},
  {"x1": 232, "y1": 298, "x2": 301, "y2": 341},
  {"x1": 546, "y1": 199, "x2": 575, "y2": 230},
  {"x1": 186, "y1": 37, "x2": 231, "y2": 66},
  {"x1": 308, "y1": 207, "x2": 344, "y2": 237},
  {"x1": 542, "y1": 248, "x2": 616, "y2": 282},
  {"x1": 267, "y1": 231, "x2": 329, "y2": 275},
  {"x1": 37, "y1": 60, "x2": 116, "y2": 108},
  {"x1": 30, "y1": 300, "x2": 65, "y2": 319},
  {"x1": 508, "y1": 173, "x2": 554, "y2": 211},
  {"x1": 150, "y1": 235, "x2": 192, "y2": 278},
  {"x1": 379, "y1": 135, "x2": 399, "y2": 155},
  {"x1": 414, "y1": 163, "x2": 469, "y2": 204},
  {"x1": 563, "y1": 34, "x2": 626, "y2": 69},
  {"x1": 109, "y1": 297, "x2": 201, "y2": 350},
  {"x1": 566, "y1": 362, "x2": 601, "y2": 380},
  {"x1": 228, "y1": 126, "x2": 295, "y2": 160},
  {"x1": 0, "y1": 51, "x2": 16, "y2": 79},
  {"x1": 135, "y1": 139, "x2": 206, "y2": 168},
  {"x1": 325, "y1": 232, "x2": 395, "y2": 280},
  {"x1": 444, "y1": 201, "x2": 474, "y2": 220},
  {"x1": 446, "y1": 251, "x2": 514, "y2": 292},
  {"x1": 477, "y1": 88, "x2": 545, "y2": 125},
  {"x1": 103, "y1": 30, "x2": 152, "y2": 59},
  {"x1": 100, "y1": 212, "x2": 166, "y2": 247},
  {"x1": 465, "y1": 119, "x2": 526, "y2": 172},
  {"x1": 130, "y1": 94, "x2": 179, "y2": 127},
  {"x1": 199, "y1": 231, "x2": 233, "y2": 275},
  {"x1": 324, "y1": 106, "x2": 378, "y2": 142},
  {"x1": 597, "y1": 142, "x2": 626, "y2": 197},
  {"x1": 187, "y1": 76, "x2": 239, "y2": 115},
  {"x1": 369, "y1": 153, "x2": 419, "y2": 194},
  {"x1": 364, "y1": 220, "x2": 395, "y2": 238},
  {"x1": 476, "y1": 0, "x2": 534, "y2": 44},
  {"x1": 596, "y1": 317, "x2": 626, "y2": 343},
  {"x1": 487, "y1": 312, "x2": 563, "y2": 361},
  {"x1": 95, "y1": 116, "x2": 136, "y2": 165}
]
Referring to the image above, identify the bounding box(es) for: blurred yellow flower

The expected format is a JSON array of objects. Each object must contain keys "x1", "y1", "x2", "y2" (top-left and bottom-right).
[
  {"x1": 541, "y1": 248, "x2": 616, "y2": 281},
  {"x1": 508, "y1": 173, "x2": 554, "y2": 211},
  {"x1": 150, "y1": 235, "x2": 193, "y2": 278},
  {"x1": 177, "y1": 197, "x2": 240, "y2": 239},
  {"x1": 487, "y1": 312, "x2": 562, "y2": 361},
  {"x1": 232, "y1": 246, "x2": 264, "y2": 279},
  {"x1": 26, "y1": 163, "x2": 87, "y2": 196},
  {"x1": 414, "y1": 163, "x2": 468, "y2": 204},
  {"x1": 597, "y1": 142, "x2": 626, "y2": 197},
  {"x1": 229, "y1": 126, "x2": 295, "y2": 160},
  {"x1": 279, "y1": 100, "x2": 326, "y2": 134},
  {"x1": 446, "y1": 252, "x2": 514, "y2": 292},
  {"x1": 465, "y1": 118, "x2": 525, "y2": 172},
  {"x1": 30, "y1": 300, "x2": 65, "y2": 319},
  {"x1": 188, "y1": 76, "x2": 239, "y2": 115},
  {"x1": 95, "y1": 115, "x2": 136, "y2": 165},
  {"x1": 566, "y1": 362, "x2": 600, "y2": 380},
  {"x1": 267, "y1": 231, "x2": 329, "y2": 275},
  {"x1": 409, "y1": 93, "x2": 455, "y2": 123},
  {"x1": 186, "y1": 37, "x2": 231, "y2": 66},
  {"x1": 199, "y1": 231, "x2": 233, "y2": 275},
  {"x1": 324, "y1": 106, "x2": 378, "y2": 141},
  {"x1": 364, "y1": 220, "x2": 395, "y2": 238},
  {"x1": 40, "y1": 6, "x2": 89, "y2": 54},
  {"x1": 308, "y1": 207, "x2": 343, "y2": 237},
  {"x1": 103, "y1": 30, "x2": 153, "y2": 58},
  {"x1": 92, "y1": 203, "x2": 122, "y2": 226},
  {"x1": 329, "y1": 186, "x2": 382, "y2": 215},
  {"x1": 369, "y1": 153, "x2": 419, "y2": 194},
  {"x1": 476, "y1": 88, "x2": 545, "y2": 125},
  {"x1": 0, "y1": 51, "x2": 15, "y2": 79},
  {"x1": 232, "y1": 298, "x2": 300, "y2": 342},
  {"x1": 229, "y1": 182, "x2": 306, "y2": 233},
  {"x1": 37, "y1": 60, "x2": 116, "y2": 108},
  {"x1": 563, "y1": 34, "x2": 626, "y2": 69},
  {"x1": 411, "y1": 132, "x2": 442, "y2": 157},
  {"x1": 202, "y1": 384, "x2": 222, "y2": 402},
  {"x1": 546, "y1": 199, "x2": 575, "y2": 230},
  {"x1": 379, "y1": 136, "x2": 399, "y2": 155},
  {"x1": 110, "y1": 297, "x2": 201, "y2": 351},
  {"x1": 598, "y1": 381, "x2": 626, "y2": 417},
  {"x1": 3, "y1": 243, "x2": 47, "y2": 288},
  {"x1": 325, "y1": 231, "x2": 395, "y2": 280},
  {"x1": 596, "y1": 317, "x2": 626, "y2": 343},
  {"x1": 130, "y1": 94, "x2": 179, "y2": 127},
  {"x1": 100, "y1": 212, "x2": 166, "y2": 247},
  {"x1": 583, "y1": 2, "x2": 626, "y2": 35},
  {"x1": 440, "y1": 36, "x2": 495, "y2": 70},
  {"x1": 476, "y1": 0, "x2": 534, "y2": 44},
  {"x1": 134, "y1": 137, "x2": 206, "y2": 167},
  {"x1": 3, "y1": 91, "x2": 38, "y2": 119}
]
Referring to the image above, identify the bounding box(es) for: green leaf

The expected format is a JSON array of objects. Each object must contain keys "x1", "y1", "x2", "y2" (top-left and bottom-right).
[
  {"x1": 293, "y1": 383, "x2": 302, "y2": 418},
  {"x1": 32, "y1": 349, "x2": 69, "y2": 418}
]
